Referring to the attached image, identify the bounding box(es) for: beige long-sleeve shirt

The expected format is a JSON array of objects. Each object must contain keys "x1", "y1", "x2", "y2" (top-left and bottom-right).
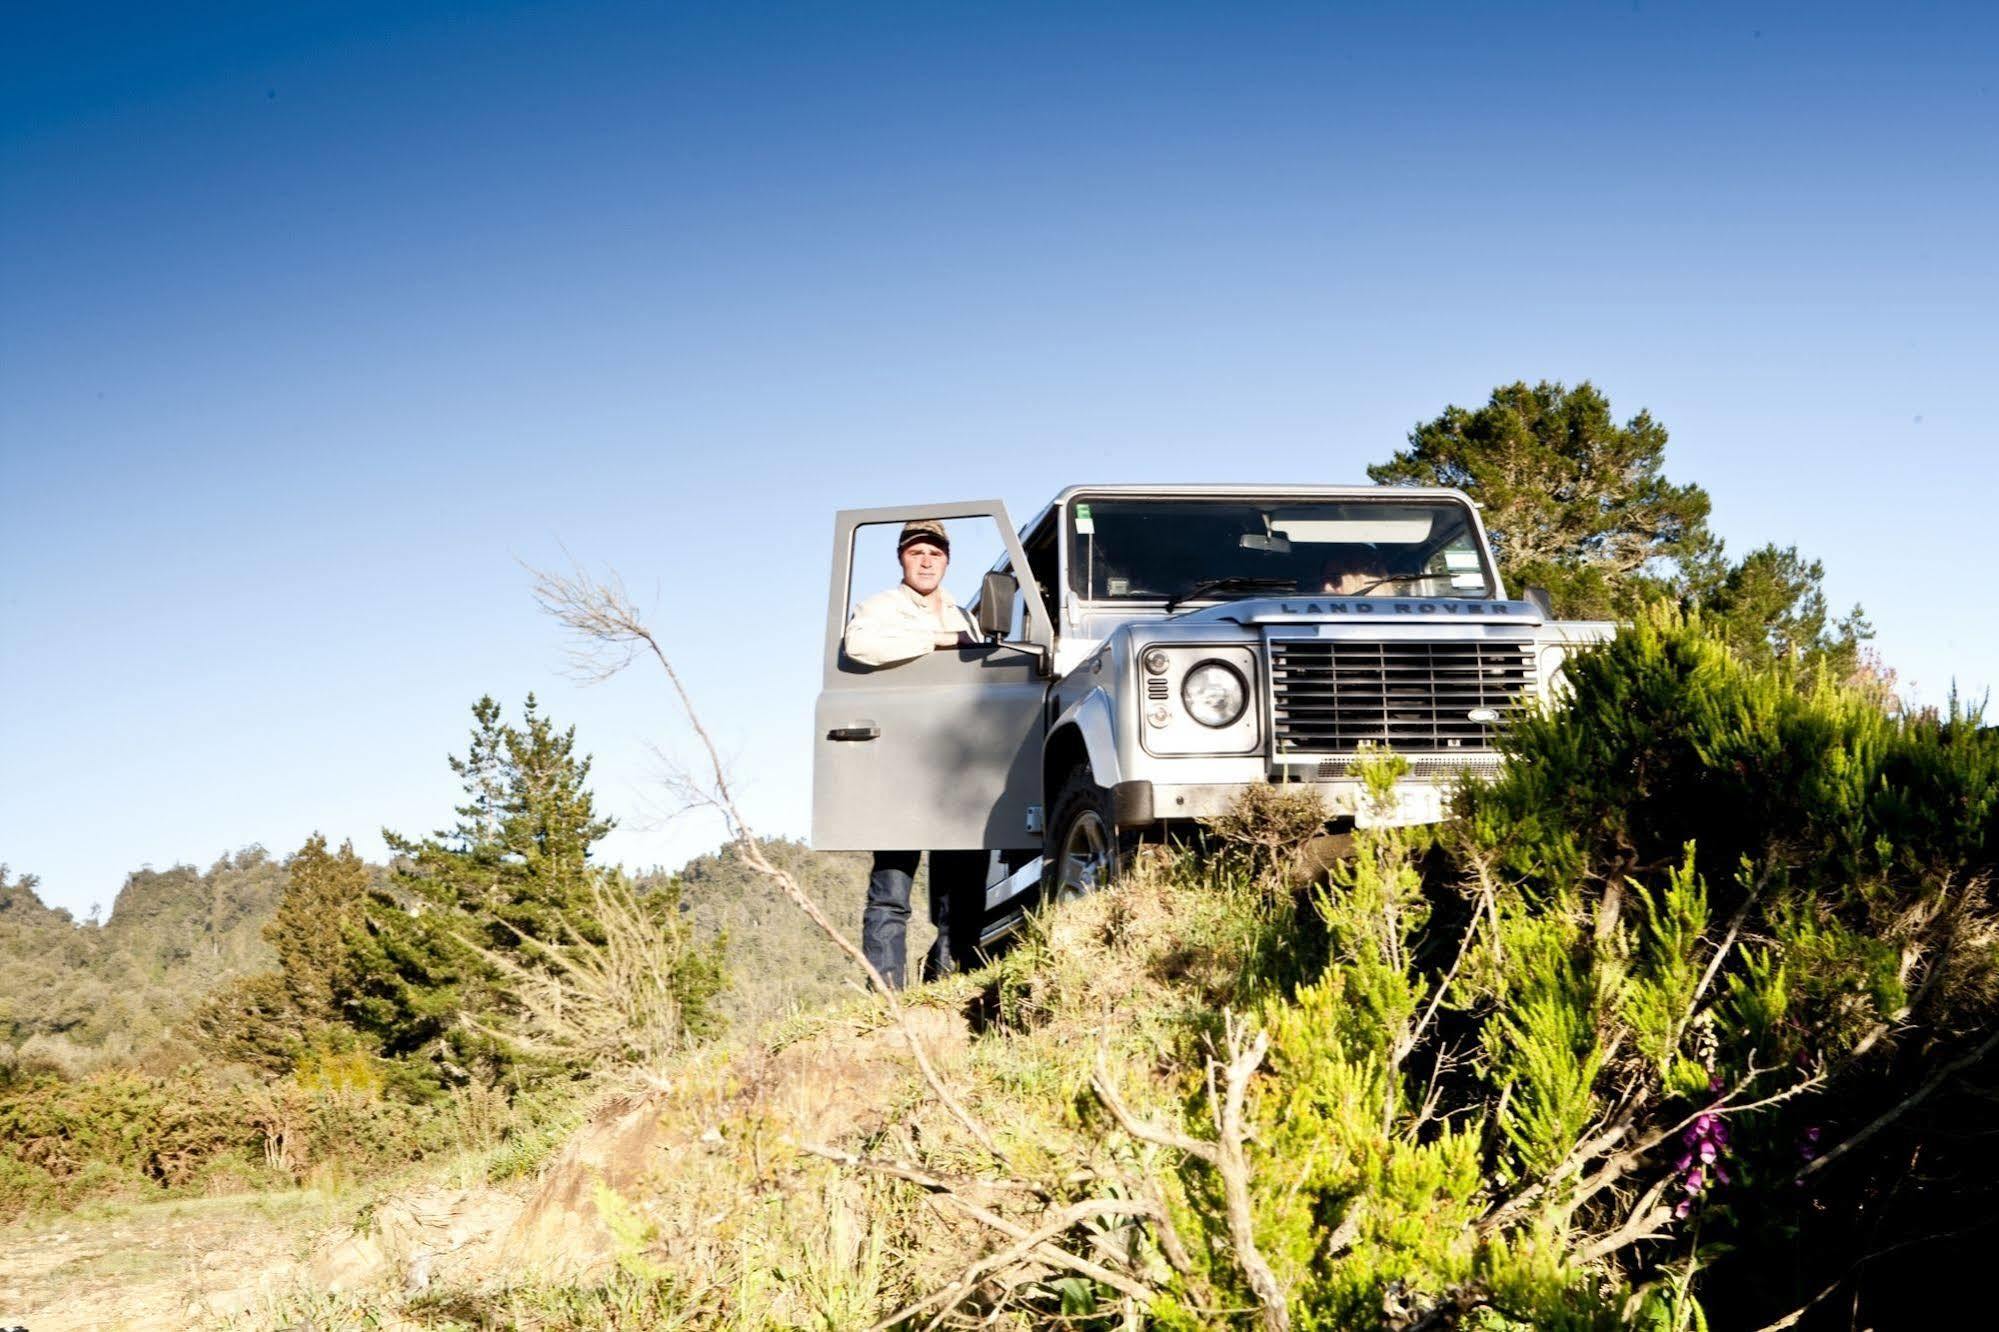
[{"x1": 844, "y1": 582, "x2": 979, "y2": 667}]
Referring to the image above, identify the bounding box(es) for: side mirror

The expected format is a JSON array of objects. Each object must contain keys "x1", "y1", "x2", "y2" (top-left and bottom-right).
[
  {"x1": 976, "y1": 571, "x2": 1019, "y2": 639},
  {"x1": 1523, "y1": 586, "x2": 1556, "y2": 618}
]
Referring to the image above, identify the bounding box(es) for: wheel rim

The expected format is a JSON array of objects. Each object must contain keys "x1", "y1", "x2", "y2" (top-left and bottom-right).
[{"x1": 1055, "y1": 809, "x2": 1113, "y2": 902}]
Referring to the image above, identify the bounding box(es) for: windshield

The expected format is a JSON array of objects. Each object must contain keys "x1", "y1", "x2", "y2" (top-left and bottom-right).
[{"x1": 1066, "y1": 497, "x2": 1497, "y2": 603}]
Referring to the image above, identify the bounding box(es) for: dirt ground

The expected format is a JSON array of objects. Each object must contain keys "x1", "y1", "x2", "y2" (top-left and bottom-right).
[
  {"x1": 0, "y1": 1006, "x2": 970, "y2": 1330},
  {"x1": 0, "y1": 1189, "x2": 340, "y2": 1331},
  {"x1": 0, "y1": 1184, "x2": 528, "y2": 1330}
]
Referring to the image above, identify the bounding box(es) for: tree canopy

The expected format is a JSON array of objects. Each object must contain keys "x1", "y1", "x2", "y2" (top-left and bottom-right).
[
  {"x1": 1371, "y1": 379, "x2": 1873, "y2": 678},
  {"x1": 1369, "y1": 380, "x2": 1710, "y2": 618},
  {"x1": 341, "y1": 695, "x2": 617, "y2": 1086}
]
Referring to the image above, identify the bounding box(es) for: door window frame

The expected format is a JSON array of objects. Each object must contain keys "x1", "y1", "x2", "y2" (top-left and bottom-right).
[{"x1": 821, "y1": 500, "x2": 1055, "y2": 688}]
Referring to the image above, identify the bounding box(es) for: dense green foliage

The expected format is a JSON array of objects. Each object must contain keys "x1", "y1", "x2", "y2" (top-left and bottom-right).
[
  {"x1": 190, "y1": 835, "x2": 377, "y2": 1074},
  {"x1": 0, "y1": 851, "x2": 284, "y2": 1074},
  {"x1": 857, "y1": 610, "x2": 1988, "y2": 1329},
  {"x1": 1450, "y1": 606, "x2": 1997, "y2": 1325},
  {"x1": 1369, "y1": 379, "x2": 1711, "y2": 619},
  {"x1": 1370, "y1": 379, "x2": 1871, "y2": 678},
  {"x1": 345, "y1": 695, "x2": 614, "y2": 1078},
  {"x1": 0, "y1": 1065, "x2": 518, "y2": 1216},
  {"x1": 1128, "y1": 608, "x2": 1997, "y2": 1328}
]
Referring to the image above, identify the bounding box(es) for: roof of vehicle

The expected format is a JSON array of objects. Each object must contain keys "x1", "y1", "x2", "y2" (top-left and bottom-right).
[
  {"x1": 1007, "y1": 484, "x2": 1483, "y2": 539},
  {"x1": 1047, "y1": 483, "x2": 1480, "y2": 506}
]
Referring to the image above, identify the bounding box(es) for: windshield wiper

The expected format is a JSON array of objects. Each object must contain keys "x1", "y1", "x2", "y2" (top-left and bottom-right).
[{"x1": 1166, "y1": 577, "x2": 1296, "y2": 611}]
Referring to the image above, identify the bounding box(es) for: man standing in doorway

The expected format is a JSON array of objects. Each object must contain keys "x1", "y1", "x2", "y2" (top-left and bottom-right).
[{"x1": 843, "y1": 519, "x2": 985, "y2": 988}]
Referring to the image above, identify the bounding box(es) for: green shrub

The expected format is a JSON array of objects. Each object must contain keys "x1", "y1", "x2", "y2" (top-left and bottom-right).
[
  {"x1": 1134, "y1": 608, "x2": 1997, "y2": 1328},
  {"x1": 0, "y1": 1065, "x2": 539, "y2": 1217}
]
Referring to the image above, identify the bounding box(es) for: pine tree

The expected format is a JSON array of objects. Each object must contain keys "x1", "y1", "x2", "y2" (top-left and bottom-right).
[
  {"x1": 1683, "y1": 541, "x2": 1872, "y2": 677},
  {"x1": 190, "y1": 834, "x2": 372, "y2": 1072},
  {"x1": 1369, "y1": 379, "x2": 1713, "y2": 619},
  {"x1": 269, "y1": 835, "x2": 371, "y2": 1024},
  {"x1": 1371, "y1": 379, "x2": 1874, "y2": 677},
  {"x1": 348, "y1": 695, "x2": 619, "y2": 1091}
]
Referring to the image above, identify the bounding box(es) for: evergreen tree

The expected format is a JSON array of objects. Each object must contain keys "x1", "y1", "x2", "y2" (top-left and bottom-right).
[
  {"x1": 395, "y1": 692, "x2": 612, "y2": 949},
  {"x1": 1684, "y1": 540, "x2": 1872, "y2": 677},
  {"x1": 190, "y1": 835, "x2": 373, "y2": 1073},
  {"x1": 1369, "y1": 379, "x2": 1712, "y2": 618},
  {"x1": 346, "y1": 694, "x2": 618, "y2": 1091},
  {"x1": 1371, "y1": 379, "x2": 1874, "y2": 677},
  {"x1": 269, "y1": 835, "x2": 371, "y2": 1024}
]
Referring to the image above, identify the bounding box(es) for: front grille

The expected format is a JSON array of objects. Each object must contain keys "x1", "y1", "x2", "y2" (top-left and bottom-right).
[
  {"x1": 1312, "y1": 754, "x2": 1504, "y2": 779},
  {"x1": 1270, "y1": 638, "x2": 1536, "y2": 755}
]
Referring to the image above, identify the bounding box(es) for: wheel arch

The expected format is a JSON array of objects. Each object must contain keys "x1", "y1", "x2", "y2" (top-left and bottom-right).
[{"x1": 1044, "y1": 688, "x2": 1120, "y2": 797}]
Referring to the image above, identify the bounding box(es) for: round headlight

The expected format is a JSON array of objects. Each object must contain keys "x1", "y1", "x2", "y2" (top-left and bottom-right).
[{"x1": 1182, "y1": 661, "x2": 1248, "y2": 728}]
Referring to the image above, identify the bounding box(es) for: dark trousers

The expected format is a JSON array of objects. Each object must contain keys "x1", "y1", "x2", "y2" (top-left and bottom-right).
[{"x1": 863, "y1": 850, "x2": 984, "y2": 989}]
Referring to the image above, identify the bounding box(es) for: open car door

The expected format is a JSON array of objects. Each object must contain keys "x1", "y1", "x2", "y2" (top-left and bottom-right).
[{"x1": 812, "y1": 501, "x2": 1055, "y2": 852}]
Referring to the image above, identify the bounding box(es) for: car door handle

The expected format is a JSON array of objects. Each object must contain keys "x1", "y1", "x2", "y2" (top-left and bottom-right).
[{"x1": 827, "y1": 725, "x2": 880, "y2": 741}]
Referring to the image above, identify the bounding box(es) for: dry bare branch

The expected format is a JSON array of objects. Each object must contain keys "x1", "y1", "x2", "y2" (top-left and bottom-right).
[
  {"x1": 1091, "y1": 1051, "x2": 1216, "y2": 1162},
  {"x1": 1576, "y1": 1172, "x2": 1674, "y2": 1264},
  {"x1": 1571, "y1": 1064, "x2": 1823, "y2": 1211},
  {"x1": 1689, "y1": 862, "x2": 1769, "y2": 1015},
  {"x1": 1091, "y1": 1012, "x2": 1289, "y2": 1331},
  {"x1": 1148, "y1": 1181, "x2": 1198, "y2": 1276},
  {"x1": 791, "y1": 1139, "x2": 1042, "y2": 1198},
  {"x1": 1213, "y1": 1014, "x2": 1288, "y2": 1332},
  {"x1": 927, "y1": 1193, "x2": 1159, "y2": 1307},
  {"x1": 1323, "y1": 1199, "x2": 1365, "y2": 1260},
  {"x1": 875, "y1": 1198, "x2": 1158, "y2": 1332},
  {"x1": 1393, "y1": 887, "x2": 1484, "y2": 1067}
]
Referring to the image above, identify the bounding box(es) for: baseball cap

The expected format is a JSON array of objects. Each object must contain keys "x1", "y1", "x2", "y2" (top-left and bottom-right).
[{"x1": 897, "y1": 519, "x2": 950, "y2": 553}]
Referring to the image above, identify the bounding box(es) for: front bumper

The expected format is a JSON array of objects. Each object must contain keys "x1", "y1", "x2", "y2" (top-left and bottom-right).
[{"x1": 1121, "y1": 778, "x2": 1457, "y2": 828}]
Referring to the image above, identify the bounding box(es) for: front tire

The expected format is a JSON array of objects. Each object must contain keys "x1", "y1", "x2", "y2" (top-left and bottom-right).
[{"x1": 1045, "y1": 768, "x2": 1122, "y2": 902}]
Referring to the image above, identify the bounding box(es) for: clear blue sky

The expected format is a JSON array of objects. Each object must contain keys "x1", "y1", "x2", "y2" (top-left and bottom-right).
[{"x1": 4, "y1": 1, "x2": 1994, "y2": 918}]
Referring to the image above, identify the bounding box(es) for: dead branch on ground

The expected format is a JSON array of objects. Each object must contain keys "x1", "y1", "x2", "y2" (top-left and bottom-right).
[{"x1": 1093, "y1": 1010, "x2": 1290, "y2": 1332}]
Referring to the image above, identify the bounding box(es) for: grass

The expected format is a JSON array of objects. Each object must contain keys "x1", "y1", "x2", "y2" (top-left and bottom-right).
[{"x1": 8, "y1": 849, "x2": 1281, "y2": 1330}]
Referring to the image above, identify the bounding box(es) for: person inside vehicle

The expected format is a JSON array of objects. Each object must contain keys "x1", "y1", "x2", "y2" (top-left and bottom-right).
[
  {"x1": 842, "y1": 519, "x2": 983, "y2": 988},
  {"x1": 1319, "y1": 545, "x2": 1393, "y2": 596}
]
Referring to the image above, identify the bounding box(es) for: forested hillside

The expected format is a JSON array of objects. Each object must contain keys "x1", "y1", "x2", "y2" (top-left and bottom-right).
[
  {"x1": 667, "y1": 837, "x2": 874, "y2": 1027},
  {"x1": 0, "y1": 851, "x2": 286, "y2": 1073},
  {"x1": 0, "y1": 832, "x2": 879, "y2": 1087}
]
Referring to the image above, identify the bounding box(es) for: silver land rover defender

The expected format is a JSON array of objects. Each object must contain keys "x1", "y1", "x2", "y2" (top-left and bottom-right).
[{"x1": 813, "y1": 486, "x2": 1612, "y2": 949}]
